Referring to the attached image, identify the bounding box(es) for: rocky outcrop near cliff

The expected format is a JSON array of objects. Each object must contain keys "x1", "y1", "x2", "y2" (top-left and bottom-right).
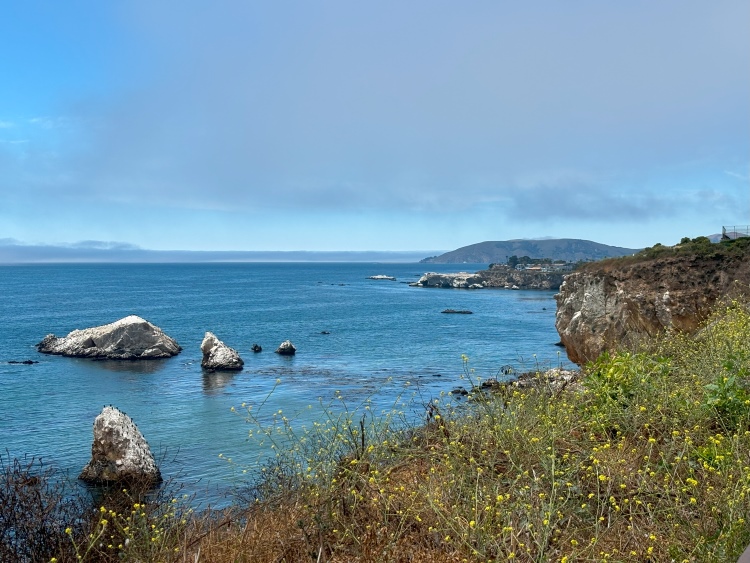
[
  {"x1": 37, "y1": 315, "x2": 181, "y2": 360},
  {"x1": 411, "y1": 266, "x2": 563, "y2": 290},
  {"x1": 411, "y1": 272, "x2": 485, "y2": 289},
  {"x1": 555, "y1": 240, "x2": 750, "y2": 364},
  {"x1": 79, "y1": 406, "x2": 161, "y2": 485},
  {"x1": 477, "y1": 265, "x2": 564, "y2": 290},
  {"x1": 200, "y1": 332, "x2": 244, "y2": 371}
]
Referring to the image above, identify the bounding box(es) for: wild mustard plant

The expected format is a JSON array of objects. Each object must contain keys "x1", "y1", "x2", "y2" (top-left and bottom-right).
[{"x1": 61, "y1": 487, "x2": 192, "y2": 562}]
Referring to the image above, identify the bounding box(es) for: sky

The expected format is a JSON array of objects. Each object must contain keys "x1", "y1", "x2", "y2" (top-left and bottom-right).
[{"x1": 1, "y1": 1, "x2": 748, "y2": 253}]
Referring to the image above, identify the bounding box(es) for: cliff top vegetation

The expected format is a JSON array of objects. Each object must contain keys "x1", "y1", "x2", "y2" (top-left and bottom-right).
[{"x1": 580, "y1": 235, "x2": 750, "y2": 273}]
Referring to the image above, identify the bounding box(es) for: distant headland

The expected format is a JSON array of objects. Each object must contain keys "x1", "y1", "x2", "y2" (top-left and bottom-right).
[{"x1": 420, "y1": 238, "x2": 640, "y2": 264}]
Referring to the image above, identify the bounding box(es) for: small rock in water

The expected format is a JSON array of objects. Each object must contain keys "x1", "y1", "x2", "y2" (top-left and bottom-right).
[
  {"x1": 251, "y1": 343, "x2": 262, "y2": 353},
  {"x1": 8, "y1": 360, "x2": 38, "y2": 365},
  {"x1": 201, "y1": 332, "x2": 244, "y2": 371},
  {"x1": 320, "y1": 331, "x2": 331, "y2": 335},
  {"x1": 275, "y1": 340, "x2": 297, "y2": 355}
]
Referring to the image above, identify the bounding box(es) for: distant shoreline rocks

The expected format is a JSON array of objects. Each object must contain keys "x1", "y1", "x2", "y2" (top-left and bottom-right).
[
  {"x1": 411, "y1": 272, "x2": 484, "y2": 289},
  {"x1": 410, "y1": 266, "x2": 563, "y2": 291},
  {"x1": 368, "y1": 275, "x2": 396, "y2": 281},
  {"x1": 37, "y1": 315, "x2": 181, "y2": 360}
]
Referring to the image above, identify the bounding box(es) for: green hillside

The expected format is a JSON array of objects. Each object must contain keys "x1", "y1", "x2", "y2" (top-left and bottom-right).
[{"x1": 421, "y1": 238, "x2": 640, "y2": 264}]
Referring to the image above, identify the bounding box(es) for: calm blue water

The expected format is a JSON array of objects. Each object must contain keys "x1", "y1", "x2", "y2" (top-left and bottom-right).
[{"x1": 0, "y1": 263, "x2": 566, "y2": 504}]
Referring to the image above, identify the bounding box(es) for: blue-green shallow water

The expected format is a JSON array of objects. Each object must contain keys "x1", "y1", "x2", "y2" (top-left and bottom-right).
[{"x1": 0, "y1": 263, "x2": 567, "y2": 505}]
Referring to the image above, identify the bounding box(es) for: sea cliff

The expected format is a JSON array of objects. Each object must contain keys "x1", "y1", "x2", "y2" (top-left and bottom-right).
[{"x1": 555, "y1": 237, "x2": 750, "y2": 364}]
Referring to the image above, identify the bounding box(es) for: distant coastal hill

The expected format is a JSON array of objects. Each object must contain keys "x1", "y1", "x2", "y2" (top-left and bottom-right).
[
  {"x1": 420, "y1": 239, "x2": 640, "y2": 264},
  {"x1": 0, "y1": 239, "x2": 441, "y2": 264}
]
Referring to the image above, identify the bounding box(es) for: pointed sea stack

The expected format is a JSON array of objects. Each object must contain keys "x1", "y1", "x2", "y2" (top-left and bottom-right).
[
  {"x1": 79, "y1": 406, "x2": 161, "y2": 485},
  {"x1": 200, "y1": 332, "x2": 244, "y2": 371}
]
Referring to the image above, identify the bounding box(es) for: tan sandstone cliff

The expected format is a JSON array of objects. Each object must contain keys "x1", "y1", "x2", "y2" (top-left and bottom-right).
[{"x1": 555, "y1": 238, "x2": 750, "y2": 365}]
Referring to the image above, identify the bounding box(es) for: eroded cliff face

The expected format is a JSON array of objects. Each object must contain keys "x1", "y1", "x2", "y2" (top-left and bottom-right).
[{"x1": 555, "y1": 252, "x2": 750, "y2": 365}]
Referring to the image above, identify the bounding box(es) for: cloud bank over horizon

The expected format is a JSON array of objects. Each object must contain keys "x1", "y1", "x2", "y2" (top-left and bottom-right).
[{"x1": 1, "y1": 1, "x2": 748, "y2": 251}]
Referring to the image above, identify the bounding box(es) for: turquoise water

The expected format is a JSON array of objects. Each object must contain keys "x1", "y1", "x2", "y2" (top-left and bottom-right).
[{"x1": 0, "y1": 263, "x2": 566, "y2": 504}]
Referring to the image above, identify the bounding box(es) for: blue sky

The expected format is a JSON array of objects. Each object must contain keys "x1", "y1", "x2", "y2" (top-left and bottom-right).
[{"x1": 1, "y1": 1, "x2": 748, "y2": 252}]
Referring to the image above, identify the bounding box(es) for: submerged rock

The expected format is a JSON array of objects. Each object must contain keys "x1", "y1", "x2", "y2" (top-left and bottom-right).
[
  {"x1": 201, "y1": 332, "x2": 244, "y2": 371},
  {"x1": 441, "y1": 309, "x2": 473, "y2": 314},
  {"x1": 275, "y1": 340, "x2": 296, "y2": 355},
  {"x1": 79, "y1": 406, "x2": 161, "y2": 485},
  {"x1": 37, "y1": 315, "x2": 181, "y2": 360}
]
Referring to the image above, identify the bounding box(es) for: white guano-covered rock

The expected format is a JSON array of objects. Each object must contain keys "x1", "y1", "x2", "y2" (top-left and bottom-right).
[
  {"x1": 275, "y1": 340, "x2": 296, "y2": 355},
  {"x1": 200, "y1": 331, "x2": 244, "y2": 371},
  {"x1": 37, "y1": 315, "x2": 181, "y2": 360},
  {"x1": 79, "y1": 406, "x2": 161, "y2": 484}
]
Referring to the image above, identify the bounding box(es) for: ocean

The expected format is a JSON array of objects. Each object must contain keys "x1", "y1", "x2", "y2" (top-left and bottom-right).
[{"x1": 0, "y1": 262, "x2": 567, "y2": 505}]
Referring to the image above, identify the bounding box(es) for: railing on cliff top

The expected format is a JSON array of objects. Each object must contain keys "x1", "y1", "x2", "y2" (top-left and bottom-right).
[{"x1": 722, "y1": 226, "x2": 750, "y2": 240}]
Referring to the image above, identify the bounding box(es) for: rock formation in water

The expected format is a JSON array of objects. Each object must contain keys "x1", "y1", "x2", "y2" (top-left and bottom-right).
[
  {"x1": 275, "y1": 340, "x2": 296, "y2": 355},
  {"x1": 37, "y1": 315, "x2": 181, "y2": 360},
  {"x1": 368, "y1": 275, "x2": 397, "y2": 281},
  {"x1": 410, "y1": 266, "x2": 563, "y2": 290},
  {"x1": 477, "y1": 265, "x2": 564, "y2": 290},
  {"x1": 200, "y1": 332, "x2": 244, "y2": 371},
  {"x1": 79, "y1": 406, "x2": 161, "y2": 485},
  {"x1": 555, "y1": 238, "x2": 750, "y2": 364},
  {"x1": 410, "y1": 272, "x2": 485, "y2": 289}
]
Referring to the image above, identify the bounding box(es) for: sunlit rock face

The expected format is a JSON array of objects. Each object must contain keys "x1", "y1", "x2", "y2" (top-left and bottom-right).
[
  {"x1": 555, "y1": 253, "x2": 750, "y2": 365},
  {"x1": 79, "y1": 406, "x2": 161, "y2": 485},
  {"x1": 411, "y1": 268, "x2": 563, "y2": 290},
  {"x1": 410, "y1": 272, "x2": 485, "y2": 289},
  {"x1": 200, "y1": 331, "x2": 244, "y2": 371},
  {"x1": 275, "y1": 340, "x2": 296, "y2": 356},
  {"x1": 37, "y1": 315, "x2": 181, "y2": 360}
]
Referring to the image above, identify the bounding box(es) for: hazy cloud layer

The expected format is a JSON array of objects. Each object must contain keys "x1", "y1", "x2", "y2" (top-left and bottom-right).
[
  {"x1": 1, "y1": 1, "x2": 748, "y2": 249},
  {"x1": 0, "y1": 239, "x2": 435, "y2": 263}
]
